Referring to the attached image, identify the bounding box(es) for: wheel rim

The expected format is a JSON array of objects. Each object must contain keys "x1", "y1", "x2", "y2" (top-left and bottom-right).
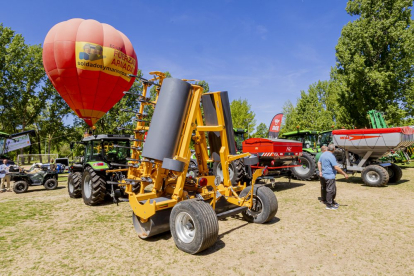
[
  {"x1": 47, "y1": 181, "x2": 55, "y2": 189},
  {"x1": 68, "y1": 178, "x2": 74, "y2": 193},
  {"x1": 15, "y1": 183, "x2": 25, "y2": 192},
  {"x1": 247, "y1": 195, "x2": 263, "y2": 218},
  {"x1": 295, "y1": 157, "x2": 310, "y2": 175},
  {"x1": 217, "y1": 162, "x2": 235, "y2": 182},
  {"x1": 366, "y1": 171, "x2": 380, "y2": 184},
  {"x1": 175, "y1": 212, "x2": 196, "y2": 243},
  {"x1": 84, "y1": 175, "x2": 92, "y2": 198}
]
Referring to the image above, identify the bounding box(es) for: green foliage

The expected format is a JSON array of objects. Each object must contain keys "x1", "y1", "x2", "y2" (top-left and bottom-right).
[
  {"x1": 94, "y1": 70, "x2": 144, "y2": 133},
  {"x1": 195, "y1": 80, "x2": 210, "y2": 93},
  {"x1": 280, "y1": 80, "x2": 340, "y2": 134},
  {"x1": 0, "y1": 24, "x2": 49, "y2": 133},
  {"x1": 335, "y1": 0, "x2": 414, "y2": 127},
  {"x1": 252, "y1": 123, "x2": 268, "y2": 138},
  {"x1": 230, "y1": 98, "x2": 256, "y2": 136}
]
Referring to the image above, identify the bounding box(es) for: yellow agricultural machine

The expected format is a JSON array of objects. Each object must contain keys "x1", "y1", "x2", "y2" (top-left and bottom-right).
[{"x1": 112, "y1": 72, "x2": 278, "y2": 254}]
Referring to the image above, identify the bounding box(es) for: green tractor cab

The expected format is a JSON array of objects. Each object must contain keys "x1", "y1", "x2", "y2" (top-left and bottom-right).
[
  {"x1": 68, "y1": 134, "x2": 132, "y2": 205},
  {"x1": 319, "y1": 130, "x2": 333, "y2": 148},
  {"x1": 233, "y1": 128, "x2": 247, "y2": 153},
  {"x1": 280, "y1": 130, "x2": 320, "y2": 153}
]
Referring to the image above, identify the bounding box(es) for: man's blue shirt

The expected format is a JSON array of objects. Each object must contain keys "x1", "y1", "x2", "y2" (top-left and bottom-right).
[
  {"x1": 319, "y1": 152, "x2": 338, "y2": 179},
  {"x1": 0, "y1": 164, "x2": 9, "y2": 178}
]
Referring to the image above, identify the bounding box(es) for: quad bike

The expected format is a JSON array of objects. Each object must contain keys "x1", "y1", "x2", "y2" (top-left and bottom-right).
[{"x1": 10, "y1": 169, "x2": 59, "y2": 194}]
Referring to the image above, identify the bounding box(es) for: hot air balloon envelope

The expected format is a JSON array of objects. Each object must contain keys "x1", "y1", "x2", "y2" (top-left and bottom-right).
[{"x1": 43, "y1": 18, "x2": 138, "y2": 126}]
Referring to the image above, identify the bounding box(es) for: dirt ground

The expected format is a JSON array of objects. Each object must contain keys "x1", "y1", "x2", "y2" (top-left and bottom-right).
[{"x1": 1, "y1": 167, "x2": 414, "y2": 276}]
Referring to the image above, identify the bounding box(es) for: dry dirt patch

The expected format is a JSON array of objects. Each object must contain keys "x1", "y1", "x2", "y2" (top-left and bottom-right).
[{"x1": 1, "y1": 169, "x2": 413, "y2": 275}]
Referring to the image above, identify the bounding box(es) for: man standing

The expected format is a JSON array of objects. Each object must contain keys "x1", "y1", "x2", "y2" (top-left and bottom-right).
[
  {"x1": 315, "y1": 145, "x2": 327, "y2": 204},
  {"x1": 318, "y1": 144, "x2": 348, "y2": 210},
  {"x1": 0, "y1": 159, "x2": 11, "y2": 192}
]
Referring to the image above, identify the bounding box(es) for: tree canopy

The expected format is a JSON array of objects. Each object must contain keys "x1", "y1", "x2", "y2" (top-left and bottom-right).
[
  {"x1": 230, "y1": 98, "x2": 257, "y2": 136},
  {"x1": 281, "y1": 0, "x2": 414, "y2": 131},
  {"x1": 335, "y1": 0, "x2": 414, "y2": 127}
]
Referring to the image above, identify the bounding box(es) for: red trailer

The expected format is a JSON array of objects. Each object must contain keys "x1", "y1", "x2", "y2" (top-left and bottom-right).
[{"x1": 242, "y1": 138, "x2": 303, "y2": 179}]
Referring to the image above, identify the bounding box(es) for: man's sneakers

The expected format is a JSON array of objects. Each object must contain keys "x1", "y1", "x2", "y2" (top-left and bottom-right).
[
  {"x1": 326, "y1": 205, "x2": 338, "y2": 210},
  {"x1": 333, "y1": 202, "x2": 339, "y2": 208}
]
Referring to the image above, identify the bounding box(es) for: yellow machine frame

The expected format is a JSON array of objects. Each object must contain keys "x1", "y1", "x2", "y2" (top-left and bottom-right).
[{"x1": 117, "y1": 72, "x2": 262, "y2": 223}]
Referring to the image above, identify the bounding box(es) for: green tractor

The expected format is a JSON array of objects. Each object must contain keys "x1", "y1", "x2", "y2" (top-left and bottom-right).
[
  {"x1": 233, "y1": 128, "x2": 248, "y2": 153},
  {"x1": 280, "y1": 130, "x2": 320, "y2": 180},
  {"x1": 68, "y1": 134, "x2": 132, "y2": 206}
]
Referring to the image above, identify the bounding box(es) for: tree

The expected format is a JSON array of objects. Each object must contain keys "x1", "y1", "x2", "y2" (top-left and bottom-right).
[
  {"x1": 195, "y1": 80, "x2": 209, "y2": 93},
  {"x1": 335, "y1": 0, "x2": 414, "y2": 127},
  {"x1": 252, "y1": 123, "x2": 269, "y2": 138},
  {"x1": 0, "y1": 24, "x2": 51, "y2": 134},
  {"x1": 280, "y1": 81, "x2": 339, "y2": 134},
  {"x1": 230, "y1": 98, "x2": 256, "y2": 136}
]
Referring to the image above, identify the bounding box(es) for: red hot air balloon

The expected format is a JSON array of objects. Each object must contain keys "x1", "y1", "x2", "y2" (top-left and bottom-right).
[{"x1": 42, "y1": 18, "x2": 138, "y2": 126}]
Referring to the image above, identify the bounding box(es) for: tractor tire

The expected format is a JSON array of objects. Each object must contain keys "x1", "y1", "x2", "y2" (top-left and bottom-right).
[
  {"x1": 44, "y1": 179, "x2": 58, "y2": 190},
  {"x1": 213, "y1": 159, "x2": 245, "y2": 185},
  {"x1": 333, "y1": 148, "x2": 345, "y2": 164},
  {"x1": 387, "y1": 163, "x2": 402, "y2": 184},
  {"x1": 13, "y1": 181, "x2": 29, "y2": 194},
  {"x1": 81, "y1": 167, "x2": 106, "y2": 206},
  {"x1": 361, "y1": 165, "x2": 389, "y2": 187},
  {"x1": 170, "y1": 199, "x2": 219, "y2": 254},
  {"x1": 239, "y1": 185, "x2": 278, "y2": 223},
  {"x1": 291, "y1": 152, "x2": 316, "y2": 181},
  {"x1": 68, "y1": 172, "x2": 82, "y2": 198}
]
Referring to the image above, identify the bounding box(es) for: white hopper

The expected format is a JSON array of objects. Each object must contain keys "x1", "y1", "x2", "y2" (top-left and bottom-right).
[{"x1": 332, "y1": 127, "x2": 414, "y2": 158}]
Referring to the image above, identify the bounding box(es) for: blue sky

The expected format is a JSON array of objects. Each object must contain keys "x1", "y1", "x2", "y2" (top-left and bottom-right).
[{"x1": 1, "y1": 0, "x2": 352, "y2": 130}]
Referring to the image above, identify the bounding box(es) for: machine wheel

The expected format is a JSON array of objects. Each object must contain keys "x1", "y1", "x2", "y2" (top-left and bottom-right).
[
  {"x1": 291, "y1": 152, "x2": 316, "y2": 181},
  {"x1": 361, "y1": 165, "x2": 389, "y2": 187},
  {"x1": 68, "y1": 172, "x2": 82, "y2": 198},
  {"x1": 81, "y1": 167, "x2": 106, "y2": 206},
  {"x1": 239, "y1": 185, "x2": 278, "y2": 223},
  {"x1": 387, "y1": 163, "x2": 402, "y2": 183},
  {"x1": 13, "y1": 181, "x2": 29, "y2": 194},
  {"x1": 44, "y1": 179, "x2": 58, "y2": 190},
  {"x1": 170, "y1": 199, "x2": 219, "y2": 254},
  {"x1": 213, "y1": 159, "x2": 245, "y2": 185},
  {"x1": 333, "y1": 148, "x2": 345, "y2": 164}
]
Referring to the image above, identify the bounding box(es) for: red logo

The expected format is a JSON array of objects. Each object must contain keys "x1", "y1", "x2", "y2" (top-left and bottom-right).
[{"x1": 340, "y1": 135, "x2": 381, "y2": 141}]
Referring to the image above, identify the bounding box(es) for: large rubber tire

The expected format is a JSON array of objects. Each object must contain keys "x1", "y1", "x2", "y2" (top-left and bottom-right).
[
  {"x1": 81, "y1": 167, "x2": 106, "y2": 206},
  {"x1": 361, "y1": 165, "x2": 389, "y2": 187},
  {"x1": 387, "y1": 163, "x2": 402, "y2": 183},
  {"x1": 44, "y1": 179, "x2": 58, "y2": 190},
  {"x1": 291, "y1": 152, "x2": 316, "y2": 181},
  {"x1": 213, "y1": 159, "x2": 245, "y2": 185},
  {"x1": 170, "y1": 199, "x2": 219, "y2": 254},
  {"x1": 68, "y1": 172, "x2": 82, "y2": 198},
  {"x1": 333, "y1": 148, "x2": 345, "y2": 164},
  {"x1": 239, "y1": 185, "x2": 278, "y2": 223},
  {"x1": 13, "y1": 180, "x2": 29, "y2": 194}
]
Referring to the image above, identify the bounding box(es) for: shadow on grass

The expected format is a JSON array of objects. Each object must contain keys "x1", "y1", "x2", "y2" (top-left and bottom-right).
[
  {"x1": 200, "y1": 216, "x2": 280, "y2": 255},
  {"x1": 268, "y1": 182, "x2": 306, "y2": 192},
  {"x1": 24, "y1": 186, "x2": 65, "y2": 193},
  {"x1": 337, "y1": 177, "x2": 409, "y2": 186}
]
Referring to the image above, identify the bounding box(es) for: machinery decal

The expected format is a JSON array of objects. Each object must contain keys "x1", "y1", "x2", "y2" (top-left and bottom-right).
[{"x1": 340, "y1": 135, "x2": 381, "y2": 140}]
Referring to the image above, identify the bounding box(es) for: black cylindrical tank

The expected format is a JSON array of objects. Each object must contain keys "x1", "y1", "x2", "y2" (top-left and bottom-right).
[{"x1": 142, "y1": 78, "x2": 192, "y2": 161}]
